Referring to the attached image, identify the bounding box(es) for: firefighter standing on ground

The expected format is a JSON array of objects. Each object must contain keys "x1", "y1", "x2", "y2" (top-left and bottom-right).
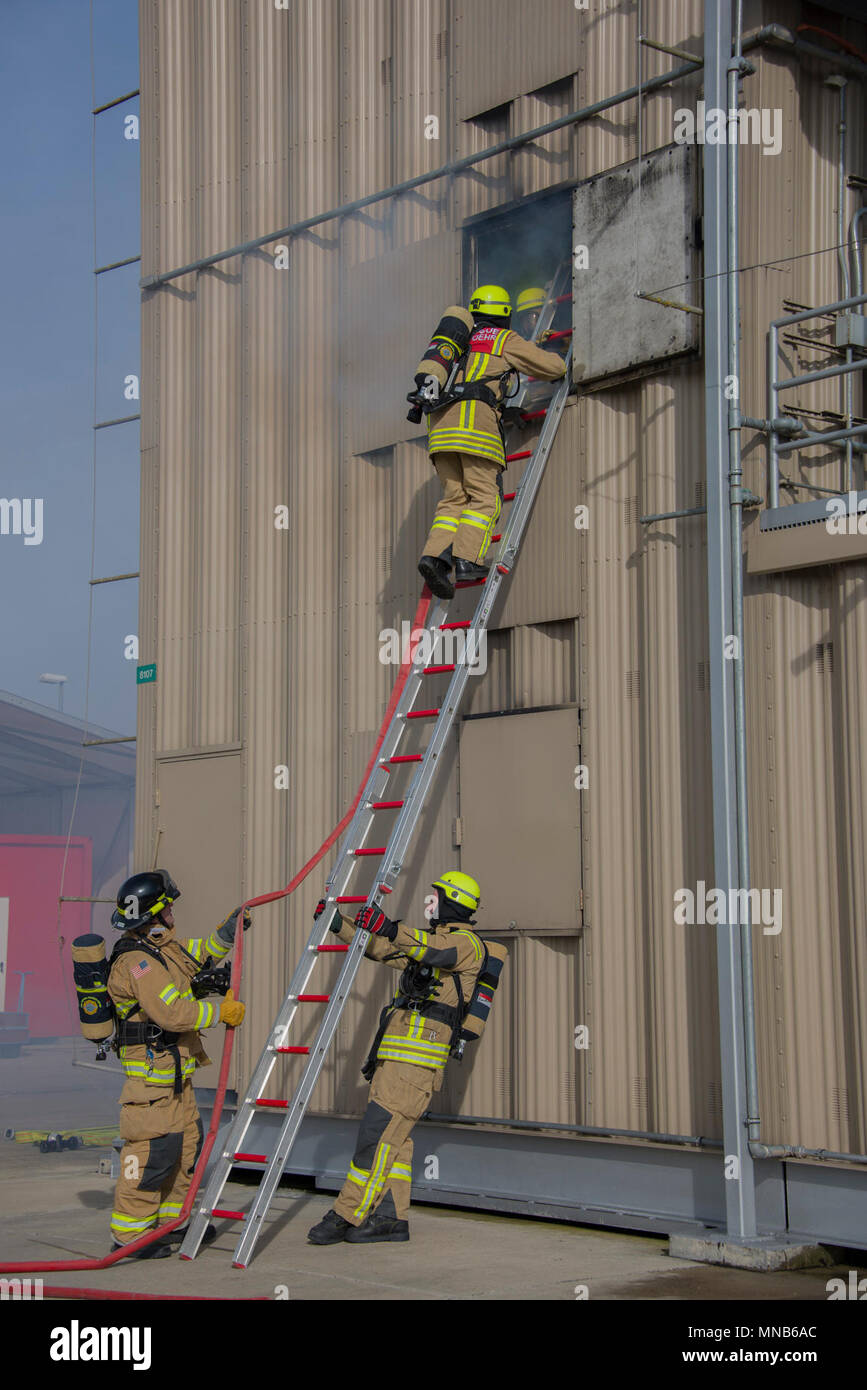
[
  {"x1": 417, "y1": 284, "x2": 568, "y2": 601},
  {"x1": 106, "y1": 869, "x2": 248, "y2": 1258},
  {"x1": 307, "y1": 871, "x2": 493, "y2": 1245}
]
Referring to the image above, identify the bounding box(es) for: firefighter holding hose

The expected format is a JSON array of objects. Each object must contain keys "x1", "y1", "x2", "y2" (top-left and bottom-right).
[{"x1": 104, "y1": 869, "x2": 249, "y2": 1259}]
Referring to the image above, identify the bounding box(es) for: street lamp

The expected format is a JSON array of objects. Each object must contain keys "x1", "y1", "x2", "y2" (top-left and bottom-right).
[{"x1": 39, "y1": 673, "x2": 68, "y2": 713}]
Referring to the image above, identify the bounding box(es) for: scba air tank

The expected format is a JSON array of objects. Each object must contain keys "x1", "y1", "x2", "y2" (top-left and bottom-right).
[
  {"x1": 71, "y1": 934, "x2": 114, "y2": 1043},
  {"x1": 406, "y1": 305, "x2": 474, "y2": 421}
]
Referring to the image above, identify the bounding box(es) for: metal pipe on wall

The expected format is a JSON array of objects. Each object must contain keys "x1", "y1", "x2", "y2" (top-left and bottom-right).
[
  {"x1": 422, "y1": 1112, "x2": 867, "y2": 1165},
  {"x1": 826, "y1": 76, "x2": 854, "y2": 493},
  {"x1": 727, "y1": 0, "x2": 761, "y2": 1148},
  {"x1": 852, "y1": 206, "x2": 867, "y2": 297},
  {"x1": 768, "y1": 322, "x2": 781, "y2": 507},
  {"x1": 141, "y1": 55, "x2": 715, "y2": 289},
  {"x1": 751, "y1": 1141, "x2": 867, "y2": 1164},
  {"x1": 703, "y1": 0, "x2": 758, "y2": 1237},
  {"x1": 422, "y1": 1111, "x2": 722, "y2": 1149}
]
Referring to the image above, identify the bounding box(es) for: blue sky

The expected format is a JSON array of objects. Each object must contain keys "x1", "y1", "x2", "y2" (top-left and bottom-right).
[{"x1": 0, "y1": 0, "x2": 140, "y2": 731}]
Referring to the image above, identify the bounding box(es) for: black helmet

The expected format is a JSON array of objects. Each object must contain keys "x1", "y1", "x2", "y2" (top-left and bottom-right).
[{"x1": 111, "y1": 869, "x2": 180, "y2": 932}]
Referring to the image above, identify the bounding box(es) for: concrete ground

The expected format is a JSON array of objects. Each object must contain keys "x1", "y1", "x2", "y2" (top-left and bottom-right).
[{"x1": 1, "y1": 1040, "x2": 864, "y2": 1301}]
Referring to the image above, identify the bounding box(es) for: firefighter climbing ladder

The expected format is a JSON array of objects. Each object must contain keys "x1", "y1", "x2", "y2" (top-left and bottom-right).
[{"x1": 181, "y1": 268, "x2": 574, "y2": 1267}]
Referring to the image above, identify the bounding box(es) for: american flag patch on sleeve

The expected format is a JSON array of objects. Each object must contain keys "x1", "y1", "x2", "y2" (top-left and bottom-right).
[{"x1": 131, "y1": 960, "x2": 151, "y2": 979}]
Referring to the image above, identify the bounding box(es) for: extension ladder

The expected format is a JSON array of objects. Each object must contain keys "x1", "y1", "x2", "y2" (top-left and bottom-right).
[{"x1": 181, "y1": 270, "x2": 574, "y2": 1267}]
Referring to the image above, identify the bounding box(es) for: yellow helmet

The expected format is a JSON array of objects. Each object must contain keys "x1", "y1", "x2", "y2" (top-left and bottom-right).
[
  {"x1": 469, "y1": 284, "x2": 512, "y2": 319},
  {"x1": 431, "y1": 870, "x2": 481, "y2": 913},
  {"x1": 517, "y1": 287, "x2": 546, "y2": 313}
]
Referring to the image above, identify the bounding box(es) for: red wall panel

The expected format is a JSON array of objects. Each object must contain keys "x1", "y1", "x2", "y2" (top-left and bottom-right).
[{"x1": 0, "y1": 836, "x2": 93, "y2": 1038}]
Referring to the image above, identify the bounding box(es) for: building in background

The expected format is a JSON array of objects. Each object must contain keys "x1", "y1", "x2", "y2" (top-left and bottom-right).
[
  {"x1": 134, "y1": 0, "x2": 867, "y2": 1250},
  {"x1": 0, "y1": 690, "x2": 135, "y2": 1041}
]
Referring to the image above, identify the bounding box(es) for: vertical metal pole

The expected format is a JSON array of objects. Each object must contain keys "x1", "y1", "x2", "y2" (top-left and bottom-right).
[
  {"x1": 839, "y1": 86, "x2": 854, "y2": 493},
  {"x1": 727, "y1": 8, "x2": 761, "y2": 1147},
  {"x1": 767, "y1": 323, "x2": 780, "y2": 507},
  {"x1": 825, "y1": 77, "x2": 852, "y2": 492},
  {"x1": 703, "y1": 0, "x2": 757, "y2": 1236}
]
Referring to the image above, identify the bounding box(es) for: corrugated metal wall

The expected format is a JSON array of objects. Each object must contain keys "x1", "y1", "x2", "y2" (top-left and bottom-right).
[{"x1": 138, "y1": 0, "x2": 867, "y2": 1156}]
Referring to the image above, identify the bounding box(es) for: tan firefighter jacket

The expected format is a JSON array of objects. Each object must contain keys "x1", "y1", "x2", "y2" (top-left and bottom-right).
[
  {"x1": 424, "y1": 324, "x2": 571, "y2": 467},
  {"x1": 337, "y1": 912, "x2": 487, "y2": 1093},
  {"x1": 107, "y1": 923, "x2": 231, "y2": 1104}
]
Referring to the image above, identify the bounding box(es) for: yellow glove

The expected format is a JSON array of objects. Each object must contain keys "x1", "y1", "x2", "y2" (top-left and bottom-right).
[{"x1": 219, "y1": 989, "x2": 246, "y2": 1027}]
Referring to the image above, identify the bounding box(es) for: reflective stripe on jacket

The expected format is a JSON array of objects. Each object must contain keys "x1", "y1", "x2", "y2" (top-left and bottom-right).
[
  {"x1": 425, "y1": 325, "x2": 568, "y2": 465},
  {"x1": 107, "y1": 926, "x2": 226, "y2": 1103},
  {"x1": 336, "y1": 914, "x2": 487, "y2": 1089}
]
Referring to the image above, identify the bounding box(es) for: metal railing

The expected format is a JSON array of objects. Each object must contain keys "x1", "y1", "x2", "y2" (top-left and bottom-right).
[{"x1": 767, "y1": 292, "x2": 867, "y2": 509}]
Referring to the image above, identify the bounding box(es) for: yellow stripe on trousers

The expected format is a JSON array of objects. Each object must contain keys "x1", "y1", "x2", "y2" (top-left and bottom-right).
[{"x1": 353, "y1": 1141, "x2": 392, "y2": 1221}]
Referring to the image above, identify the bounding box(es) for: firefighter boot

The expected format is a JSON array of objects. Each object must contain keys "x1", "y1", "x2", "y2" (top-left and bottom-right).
[
  {"x1": 344, "y1": 1194, "x2": 410, "y2": 1244},
  {"x1": 110, "y1": 1240, "x2": 172, "y2": 1261},
  {"x1": 157, "y1": 1222, "x2": 218, "y2": 1248},
  {"x1": 307, "y1": 1208, "x2": 354, "y2": 1245},
  {"x1": 418, "y1": 555, "x2": 455, "y2": 600},
  {"x1": 454, "y1": 558, "x2": 489, "y2": 583}
]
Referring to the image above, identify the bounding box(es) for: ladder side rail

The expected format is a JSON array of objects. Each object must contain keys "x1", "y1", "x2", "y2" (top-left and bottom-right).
[
  {"x1": 381, "y1": 355, "x2": 574, "y2": 883},
  {"x1": 180, "y1": 910, "x2": 354, "y2": 1256},
  {"x1": 184, "y1": 600, "x2": 450, "y2": 1260},
  {"x1": 498, "y1": 347, "x2": 573, "y2": 568},
  {"x1": 231, "y1": 925, "x2": 376, "y2": 1266},
  {"x1": 324, "y1": 769, "x2": 389, "y2": 890},
  {"x1": 377, "y1": 661, "x2": 474, "y2": 889},
  {"x1": 326, "y1": 597, "x2": 450, "y2": 878}
]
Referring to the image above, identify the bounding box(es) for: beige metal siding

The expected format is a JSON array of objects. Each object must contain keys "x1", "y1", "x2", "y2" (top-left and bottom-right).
[
  {"x1": 138, "y1": 1, "x2": 867, "y2": 1164},
  {"x1": 342, "y1": 231, "x2": 461, "y2": 455},
  {"x1": 579, "y1": 365, "x2": 720, "y2": 1134},
  {"x1": 454, "y1": 0, "x2": 582, "y2": 122},
  {"x1": 155, "y1": 752, "x2": 242, "y2": 1092},
  {"x1": 392, "y1": 0, "x2": 451, "y2": 246},
  {"x1": 510, "y1": 81, "x2": 578, "y2": 199},
  {"x1": 495, "y1": 398, "x2": 583, "y2": 630},
  {"x1": 236, "y1": 0, "x2": 295, "y2": 1090},
  {"x1": 579, "y1": 0, "x2": 704, "y2": 180},
  {"x1": 745, "y1": 565, "x2": 867, "y2": 1153}
]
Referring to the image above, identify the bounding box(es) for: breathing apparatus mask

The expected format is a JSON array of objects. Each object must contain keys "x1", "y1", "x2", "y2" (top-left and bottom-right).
[{"x1": 432, "y1": 887, "x2": 476, "y2": 927}]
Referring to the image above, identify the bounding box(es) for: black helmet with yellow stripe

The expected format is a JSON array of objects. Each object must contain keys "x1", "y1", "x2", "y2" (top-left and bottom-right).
[{"x1": 111, "y1": 869, "x2": 180, "y2": 932}]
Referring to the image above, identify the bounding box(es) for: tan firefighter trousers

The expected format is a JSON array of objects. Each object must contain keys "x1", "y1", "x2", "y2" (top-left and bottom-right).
[
  {"x1": 422, "y1": 453, "x2": 502, "y2": 564},
  {"x1": 110, "y1": 1082, "x2": 203, "y2": 1245},
  {"x1": 333, "y1": 1060, "x2": 436, "y2": 1226}
]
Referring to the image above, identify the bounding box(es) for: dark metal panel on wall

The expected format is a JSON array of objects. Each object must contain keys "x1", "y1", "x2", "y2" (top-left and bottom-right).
[
  {"x1": 459, "y1": 707, "x2": 581, "y2": 932},
  {"x1": 200, "y1": 1106, "x2": 810, "y2": 1242}
]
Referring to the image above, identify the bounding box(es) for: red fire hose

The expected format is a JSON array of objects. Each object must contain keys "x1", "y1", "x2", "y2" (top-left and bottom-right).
[{"x1": 0, "y1": 591, "x2": 432, "y2": 1296}]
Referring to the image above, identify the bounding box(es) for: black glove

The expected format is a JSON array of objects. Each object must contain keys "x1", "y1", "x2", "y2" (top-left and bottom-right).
[
  {"x1": 354, "y1": 904, "x2": 398, "y2": 940},
  {"x1": 190, "y1": 959, "x2": 232, "y2": 999},
  {"x1": 215, "y1": 906, "x2": 252, "y2": 946},
  {"x1": 314, "y1": 897, "x2": 343, "y2": 935}
]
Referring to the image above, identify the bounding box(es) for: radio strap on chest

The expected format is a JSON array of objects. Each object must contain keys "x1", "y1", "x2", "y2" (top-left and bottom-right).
[
  {"x1": 360, "y1": 957, "x2": 467, "y2": 1080},
  {"x1": 108, "y1": 937, "x2": 187, "y2": 1093}
]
